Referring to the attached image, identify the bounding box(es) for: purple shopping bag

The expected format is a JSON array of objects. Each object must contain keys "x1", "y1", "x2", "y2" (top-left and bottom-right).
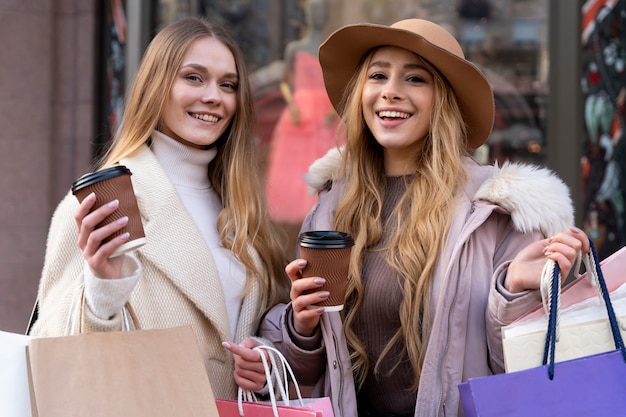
[
  {"x1": 459, "y1": 349, "x2": 626, "y2": 417},
  {"x1": 459, "y1": 240, "x2": 626, "y2": 417}
]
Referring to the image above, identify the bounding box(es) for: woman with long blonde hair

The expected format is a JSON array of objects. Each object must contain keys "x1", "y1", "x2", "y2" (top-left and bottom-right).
[
  {"x1": 31, "y1": 17, "x2": 290, "y2": 400},
  {"x1": 240, "y1": 19, "x2": 590, "y2": 417}
]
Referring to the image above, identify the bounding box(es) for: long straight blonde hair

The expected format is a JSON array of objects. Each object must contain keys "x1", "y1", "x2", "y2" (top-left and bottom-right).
[
  {"x1": 334, "y1": 49, "x2": 469, "y2": 390},
  {"x1": 97, "y1": 17, "x2": 290, "y2": 314}
]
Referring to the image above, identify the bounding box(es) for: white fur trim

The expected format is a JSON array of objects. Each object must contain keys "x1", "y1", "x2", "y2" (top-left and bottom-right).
[
  {"x1": 474, "y1": 162, "x2": 574, "y2": 237},
  {"x1": 304, "y1": 151, "x2": 574, "y2": 237},
  {"x1": 304, "y1": 146, "x2": 344, "y2": 195}
]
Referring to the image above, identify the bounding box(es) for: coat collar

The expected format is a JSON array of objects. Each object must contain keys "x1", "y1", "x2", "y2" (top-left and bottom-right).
[
  {"x1": 305, "y1": 146, "x2": 574, "y2": 238},
  {"x1": 120, "y1": 145, "x2": 262, "y2": 341}
]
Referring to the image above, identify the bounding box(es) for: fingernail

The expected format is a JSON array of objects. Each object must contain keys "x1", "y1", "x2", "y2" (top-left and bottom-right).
[
  {"x1": 107, "y1": 199, "x2": 119, "y2": 208},
  {"x1": 316, "y1": 307, "x2": 325, "y2": 314},
  {"x1": 571, "y1": 226, "x2": 583, "y2": 234},
  {"x1": 297, "y1": 260, "x2": 307, "y2": 266},
  {"x1": 319, "y1": 291, "x2": 330, "y2": 299},
  {"x1": 118, "y1": 232, "x2": 130, "y2": 241},
  {"x1": 86, "y1": 192, "x2": 96, "y2": 201},
  {"x1": 222, "y1": 341, "x2": 231, "y2": 348},
  {"x1": 314, "y1": 278, "x2": 326, "y2": 285},
  {"x1": 116, "y1": 216, "x2": 128, "y2": 225}
]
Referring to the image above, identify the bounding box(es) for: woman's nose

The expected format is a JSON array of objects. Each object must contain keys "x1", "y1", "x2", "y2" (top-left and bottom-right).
[
  {"x1": 381, "y1": 81, "x2": 403, "y2": 101},
  {"x1": 202, "y1": 83, "x2": 222, "y2": 103}
]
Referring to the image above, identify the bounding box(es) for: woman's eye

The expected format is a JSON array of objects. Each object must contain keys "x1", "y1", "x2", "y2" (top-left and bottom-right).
[
  {"x1": 222, "y1": 81, "x2": 238, "y2": 91},
  {"x1": 408, "y1": 75, "x2": 427, "y2": 83},
  {"x1": 186, "y1": 74, "x2": 202, "y2": 82},
  {"x1": 368, "y1": 72, "x2": 386, "y2": 80}
]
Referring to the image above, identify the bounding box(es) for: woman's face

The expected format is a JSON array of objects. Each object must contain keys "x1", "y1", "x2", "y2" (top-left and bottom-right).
[
  {"x1": 361, "y1": 46, "x2": 434, "y2": 175},
  {"x1": 160, "y1": 36, "x2": 238, "y2": 148}
]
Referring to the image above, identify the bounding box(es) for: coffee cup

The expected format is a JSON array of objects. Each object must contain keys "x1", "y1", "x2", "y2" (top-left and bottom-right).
[
  {"x1": 71, "y1": 165, "x2": 146, "y2": 258},
  {"x1": 297, "y1": 231, "x2": 354, "y2": 312}
]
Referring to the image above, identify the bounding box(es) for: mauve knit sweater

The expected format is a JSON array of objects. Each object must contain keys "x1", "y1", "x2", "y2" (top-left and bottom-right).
[{"x1": 352, "y1": 175, "x2": 415, "y2": 416}]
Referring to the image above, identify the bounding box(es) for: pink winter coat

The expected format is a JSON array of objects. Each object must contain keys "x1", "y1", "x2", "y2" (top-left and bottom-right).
[{"x1": 260, "y1": 150, "x2": 575, "y2": 417}]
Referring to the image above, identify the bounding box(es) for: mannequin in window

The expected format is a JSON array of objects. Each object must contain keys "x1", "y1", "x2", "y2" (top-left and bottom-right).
[{"x1": 264, "y1": 0, "x2": 343, "y2": 226}]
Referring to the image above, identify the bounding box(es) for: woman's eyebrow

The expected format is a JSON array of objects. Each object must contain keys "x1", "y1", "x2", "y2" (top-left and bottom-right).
[{"x1": 180, "y1": 63, "x2": 238, "y2": 80}]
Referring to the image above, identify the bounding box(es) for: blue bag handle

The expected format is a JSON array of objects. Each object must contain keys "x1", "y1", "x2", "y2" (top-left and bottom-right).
[{"x1": 542, "y1": 238, "x2": 626, "y2": 379}]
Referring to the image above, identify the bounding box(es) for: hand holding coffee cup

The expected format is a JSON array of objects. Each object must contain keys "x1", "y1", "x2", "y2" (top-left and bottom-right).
[
  {"x1": 71, "y1": 165, "x2": 146, "y2": 258},
  {"x1": 297, "y1": 231, "x2": 354, "y2": 312}
]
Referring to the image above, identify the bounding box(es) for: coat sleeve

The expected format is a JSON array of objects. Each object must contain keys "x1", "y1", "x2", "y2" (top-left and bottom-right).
[
  {"x1": 485, "y1": 223, "x2": 543, "y2": 373},
  {"x1": 30, "y1": 193, "x2": 130, "y2": 336},
  {"x1": 259, "y1": 303, "x2": 327, "y2": 385}
]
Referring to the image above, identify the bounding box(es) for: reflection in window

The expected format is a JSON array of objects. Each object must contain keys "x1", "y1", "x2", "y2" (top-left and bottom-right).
[
  {"x1": 152, "y1": 0, "x2": 550, "y2": 168},
  {"x1": 580, "y1": 0, "x2": 626, "y2": 258}
]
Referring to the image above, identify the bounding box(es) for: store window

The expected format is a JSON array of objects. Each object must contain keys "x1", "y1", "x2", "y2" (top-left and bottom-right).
[
  {"x1": 457, "y1": 2, "x2": 549, "y2": 167},
  {"x1": 97, "y1": 0, "x2": 127, "y2": 156},
  {"x1": 154, "y1": 0, "x2": 303, "y2": 72},
  {"x1": 580, "y1": 0, "x2": 626, "y2": 259},
  {"x1": 150, "y1": 0, "x2": 550, "y2": 167}
]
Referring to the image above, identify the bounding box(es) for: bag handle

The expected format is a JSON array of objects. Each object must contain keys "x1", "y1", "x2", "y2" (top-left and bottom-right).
[
  {"x1": 542, "y1": 238, "x2": 626, "y2": 379},
  {"x1": 237, "y1": 345, "x2": 304, "y2": 417}
]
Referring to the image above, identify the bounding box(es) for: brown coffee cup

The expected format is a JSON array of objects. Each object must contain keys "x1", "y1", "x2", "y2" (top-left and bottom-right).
[
  {"x1": 297, "y1": 231, "x2": 354, "y2": 312},
  {"x1": 71, "y1": 165, "x2": 146, "y2": 258}
]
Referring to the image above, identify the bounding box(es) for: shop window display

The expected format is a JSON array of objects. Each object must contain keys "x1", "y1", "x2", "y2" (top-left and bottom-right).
[{"x1": 580, "y1": 0, "x2": 626, "y2": 258}]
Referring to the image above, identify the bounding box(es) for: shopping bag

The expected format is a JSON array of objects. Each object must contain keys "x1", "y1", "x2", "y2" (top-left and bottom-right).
[
  {"x1": 216, "y1": 345, "x2": 333, "y2": 417},
  {"x1": 216, "y1": 401, "x2": 321, "y2": 417},
  {"x1": 459, "y1": 240, "x2": 626, "y2": 417},
  {"x1": 0, "y1": 330, "x2": 34, "y2": 417},
  {"x1": 26, "y1": 325, "x2": 219, "y2": 417},
  {"x1": 502, "y1": 245, "x2": 626, "y2": 372}
]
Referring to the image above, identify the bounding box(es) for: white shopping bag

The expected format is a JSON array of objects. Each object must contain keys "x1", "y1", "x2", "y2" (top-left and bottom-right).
[
  {"x1": 502, "y1": 246, "x2": 626, "y2": 372},
  {"x1": 0, "y1": 330, "x2": 34, "y2": 417}
]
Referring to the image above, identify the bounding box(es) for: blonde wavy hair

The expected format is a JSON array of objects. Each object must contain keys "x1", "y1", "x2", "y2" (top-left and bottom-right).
[
  {"x1": 96, "y1": 17, "x2": 290, "y2": 314},
  {"x1": 334, "y1": 49, "x2": 469, "y2": 390}
]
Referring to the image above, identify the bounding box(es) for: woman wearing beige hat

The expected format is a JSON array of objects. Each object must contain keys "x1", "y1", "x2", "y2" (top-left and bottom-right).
[{"x1": 230, "y1": 19, "x2": 590, "y2": 417}]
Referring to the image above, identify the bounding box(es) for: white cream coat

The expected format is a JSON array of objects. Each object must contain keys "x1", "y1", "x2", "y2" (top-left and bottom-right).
[{"x1": 31, "y1": 144, "x2": 267, "y2": 400}]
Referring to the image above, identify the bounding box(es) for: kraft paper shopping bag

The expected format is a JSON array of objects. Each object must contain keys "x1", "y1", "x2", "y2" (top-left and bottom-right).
[{"x1": 26, "y1": 325, "x2": 219, "y2": 417}]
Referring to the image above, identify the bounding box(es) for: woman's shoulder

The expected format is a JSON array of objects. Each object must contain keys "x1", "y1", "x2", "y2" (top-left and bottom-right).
[
  {"x1": 304, "y1": 146, "x2": 343, "y2": 196},
  {"x1": 470, "y1": 159, "x2": 574, "y2": 236}
]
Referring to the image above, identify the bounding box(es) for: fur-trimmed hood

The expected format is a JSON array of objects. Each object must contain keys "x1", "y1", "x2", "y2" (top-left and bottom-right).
[{"x1": 304, "y1": 147, "x2": 574, "y2": 238}]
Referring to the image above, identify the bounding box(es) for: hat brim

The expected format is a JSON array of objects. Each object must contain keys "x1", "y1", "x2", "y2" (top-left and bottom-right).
[{"x1": 318, "y1": 22, "x2": 495, "y2": 150}]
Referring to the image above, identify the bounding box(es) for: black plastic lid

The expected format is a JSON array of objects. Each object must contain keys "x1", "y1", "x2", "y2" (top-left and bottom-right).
[
  {"x1": 71, "y1": 165, "x2": 132, "y2": 194},
  {"x1": 297, "y1": 231, "x2": 354, "y2": 248}
]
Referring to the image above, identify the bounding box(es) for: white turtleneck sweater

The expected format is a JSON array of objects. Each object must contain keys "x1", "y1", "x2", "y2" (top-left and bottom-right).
[{"x1": 84, "y1": 130, "x2": 246, "y2": 338}]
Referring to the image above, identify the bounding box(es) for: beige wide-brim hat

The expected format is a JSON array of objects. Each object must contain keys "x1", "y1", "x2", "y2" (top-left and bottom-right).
[{"x1": 318, "y1": 19, "x2": 495, "y2": 150}]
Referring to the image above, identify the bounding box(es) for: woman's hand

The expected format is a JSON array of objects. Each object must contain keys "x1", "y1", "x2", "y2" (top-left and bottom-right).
[
  {"x1": 505, "y1": 227, "x2": 590, "y2": 293},
  {"x1": 285, "y1": 259, "x2": 329, "y2": 337},
  {"x1": 222, "y1": 339, "x2": 269, "y2": 392},
  {"x1": 75, "y1": 192, "x2": 130, "y2": 279}
]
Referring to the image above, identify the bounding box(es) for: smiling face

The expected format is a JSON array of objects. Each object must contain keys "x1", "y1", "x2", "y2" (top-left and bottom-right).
[
  {"x1": 159, "y1": 36, "x2": 238, "y2": 148},
  {"x1": 361, "y1": 46, "x2": 434, "y2": 175}
]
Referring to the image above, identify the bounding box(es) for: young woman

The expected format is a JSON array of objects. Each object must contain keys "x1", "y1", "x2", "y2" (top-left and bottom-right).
[
  {"x1": 30, "y1": 17, "x2": 290, "y2": 400},
  {"x1": 231, "y1": 19, "x2": 590, "y2": 417}
]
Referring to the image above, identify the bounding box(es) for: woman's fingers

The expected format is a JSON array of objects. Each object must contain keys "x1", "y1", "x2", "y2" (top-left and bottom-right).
[
  {"x1": 223, "y1": 340, "x2": 268, "y2": 391},
  {"x1": 285, "y1": 259, "x2": 305, "y2": 282},
  {"x1": 545, "y1": 227, "x2": 590, "y2": 277},
  {"x1": 75, "y1": 194, "x2": 130, "y2": 278}
]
